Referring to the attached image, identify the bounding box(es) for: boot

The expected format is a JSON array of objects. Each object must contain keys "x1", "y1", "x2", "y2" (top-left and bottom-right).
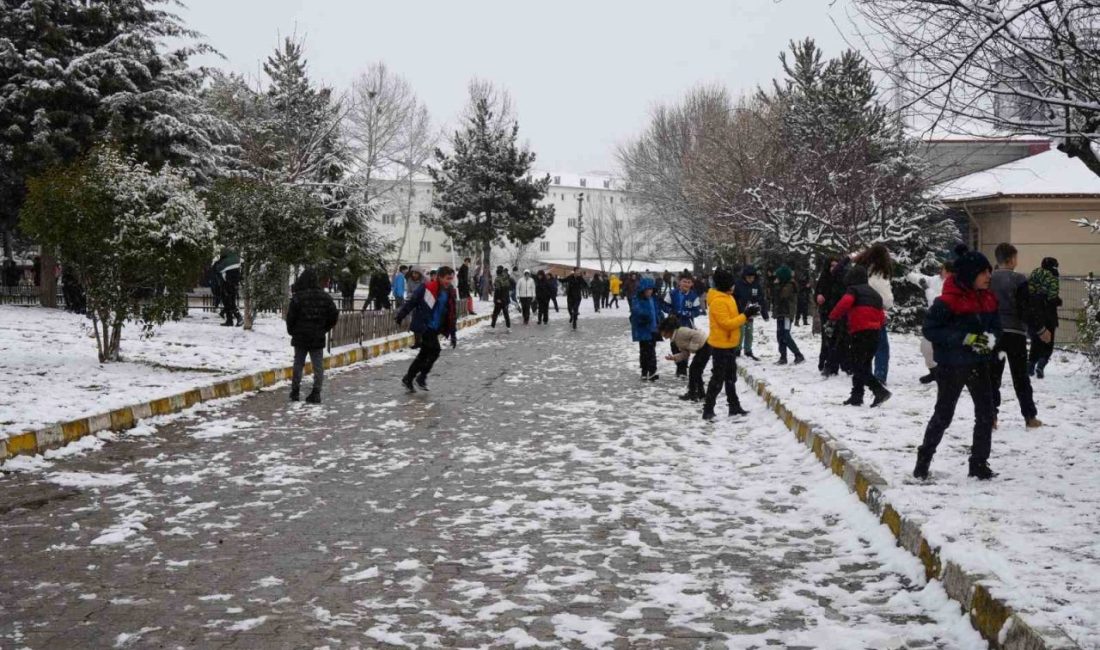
[
  {"x1": 793, "y1": 354, "x2": 806, "y2": 365},
  {"x1": 289, "y1": 388, "x2": 300, "y2": 402},
  {"x1": 776, "y1": 357, "x2": 788, "y2": 365},
  {"x1": 842, "y1": 395, "x2": 863, "y2": 406},
  {"x1": 220, "y1": 318, "x2": 234, "y2": 327},
  {"x1": 305, "y1": 390, "x2": 321, "y2": 404},
  {"x1": 728, "y1": 403, "x2": 749, "y2": 417},
  {"x1": 870, "y1": 388, "x2": 892, "y2": 408},
  {"x1": 702, "y1": 408, "x2": 716, "y2": 421},
  {"x1": 235, "y1": 314, "x2": 243, "y2": 327},
  {"x1": 679, "y1": 392, "x2": 699, "y2": 402},
  {"x1": 968, "y1": 459, "x2": 998, "y2": 480},
  {"x1": 1026, "y1": 417, "x2": 1043, "y2": 428},
  {"x1": 401, "y1": 376, "x2": 416, "y2": 393},
  {"x1": 919, "y1": 369, "x2": 937, "y2": 384},
  {"x1": 415, "y1": 374, "x2": 429, "y2": 391},
  {"x1": 647, "y1": 374, "x2": 660, "y2": 382},
  {"x1": 913, "y1": 448, "x2": 933, "y2": 480}
]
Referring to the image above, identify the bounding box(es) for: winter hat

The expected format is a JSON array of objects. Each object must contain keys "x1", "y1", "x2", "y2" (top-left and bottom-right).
[
  {"x1": 952, "y1": 245, "x2": 993, "y2": 289},
  {"x1": 638, "y1": 277, "x2": 656, "y2": 294},
  {"x1": 741, "y1": 264, "x2": 758, "y2": 278},
  {"x1": 1041, "y1": 257, "x2": 1060, "y2": 274},
  {"x1": 712, "y1": 268, "x2": 735, "y2": 292},
  {"x1": 524, "y1": 269, "x2": 531, "y2": 276},
  {"x1": 844, "y1": 264, "x2": 869, "y2": 287},
  {"x1": 496, "y1": 265, "x2": 505, "y2": 275},
  {"x1": 294, "y1": 268, "x2": 319, "y2": 291},
  {"x1": 776, "y1": 265, "x2": 793, "y2": 283}
]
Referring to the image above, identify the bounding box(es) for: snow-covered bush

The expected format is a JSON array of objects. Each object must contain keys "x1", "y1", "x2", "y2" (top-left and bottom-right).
[
  {"x1": 1080, "y1": 276, "x2": 1100, "y2": 382},
  {"x1": 21, "y1": 146, "x2": 215, "y2": 362}
]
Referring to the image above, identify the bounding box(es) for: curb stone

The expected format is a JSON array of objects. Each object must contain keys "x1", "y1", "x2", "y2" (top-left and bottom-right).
[
  {"x1": 738, "y1": 365, "x2": 1083, "y2": 650},
  {"x1": 0, "y1": 315, "x2": 491, "y2": 462}
]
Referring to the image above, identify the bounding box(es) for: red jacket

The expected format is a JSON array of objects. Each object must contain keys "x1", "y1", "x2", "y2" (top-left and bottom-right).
[{"x1": 829, "y1": 285, "x2": 885, "y2": 334}]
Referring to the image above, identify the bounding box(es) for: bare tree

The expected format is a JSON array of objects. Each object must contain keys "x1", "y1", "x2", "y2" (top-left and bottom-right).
[
  {"x1": 854, "y1": 0, "x2": 1100, "y2": 176},
  {"x1": 583, "y1": 197, "x2": 614, "y2": 271}
]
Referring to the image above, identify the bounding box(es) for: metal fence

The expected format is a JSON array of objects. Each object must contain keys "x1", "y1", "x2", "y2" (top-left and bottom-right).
[
  {"x1": 1055, "y1": 275, "x2": 1093, "y2": 348},
  {"x1": 326, "y1": 296, "x2": 473, "y2": 350}
]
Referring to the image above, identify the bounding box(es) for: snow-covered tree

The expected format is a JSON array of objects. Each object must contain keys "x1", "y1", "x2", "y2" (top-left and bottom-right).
[
  {"x1": 1080, "y1": 277, "x2": 1100, "y2": 382},
  {"x1": 20, "y1": 146, "x2": 215, "y2": 362},
  {"x1": 206, "y1": 177, "x2": 326, "y2": 330},
  {"x1": 1073, "y1": 218, "x2": 1100, "y2": 234},
  {"x1": 427, "y1": 87, "x2": 554, "y2": 278}
]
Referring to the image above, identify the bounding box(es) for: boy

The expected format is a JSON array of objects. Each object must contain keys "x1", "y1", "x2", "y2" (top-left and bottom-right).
[
  {"x1": 286, "y1": 269, "x2": 340, "y2": 404},
  {"x1": 828, "y1": 265, "x2": 890, "y2": 407},
  {"x1": 702, "y1": 269, "x2": 760, "y2": 420},
  {"x1": 733, "y1": 265, "x2": 769, "y2": 360},
  {"x1": 630, "y1": 277, "x2": 661, "y2": 380},
  {"x1": 914, "y1": 246, "x2": 1001, "y2": 480},
  {"x1": 395, "y1": 266, "x2": 458, "y2": 392},
  {"x1": 991, "y1": 243, "x2": 1044, "y2": 428},
  {"x1": 659, "y1": 315, "x2": 709, "y2": 401},
  {"x1": 660, "y1": 272, "x2": 702, "y2": 377},
  {"x1": 491, "y1": 266, "x2": 512, "y2": 329},
  {"x1": 772, "y1": 265, "x2": 806, "y2": 365},
  {"x1": 392, "y1": 265, "x2": 408, "y2": 310}
]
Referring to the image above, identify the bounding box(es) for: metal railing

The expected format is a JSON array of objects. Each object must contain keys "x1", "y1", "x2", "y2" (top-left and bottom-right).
[{"x1": 327, "y1": 295, "x2": 473, "y2": 350}]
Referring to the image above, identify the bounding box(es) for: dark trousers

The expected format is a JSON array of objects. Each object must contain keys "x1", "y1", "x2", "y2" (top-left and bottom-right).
[
  {"x1": 1029, "y1": 329, "x2": 1055, "y2": 375},
  {"x1": 669, "y1": 340, "x2": 688, "y2": 376},
  {"x1": 406, "y1": 333, "x2": 441, "y2": 380},
  {"x1": 776, "y1": 319, "x2": 803, "y2": 361},
  {"x1": 992, "y1": 332, "x2": 1037, "y2": 419},
  {"x1": 848, "y1": 329, "x2": 885, "y2": 402},
  {"x1": 291, "y1": 347, "x2": 324, "y2": 394},
  {"x1": 601, "y1": 293, "x2": 610, "y2": 308},
  {"x1": 551, "y1": 295, "x2": 560, "y2": 312},
  {"x1": 491, "y1": 300, "x2": 511, "y2": 328},
  {"x1": 609, "y1": 295, "x2": 619, "y2": 309},
  {"x1": 919, "y1": 363, "x2": 995, "y2": 463},
  {"x1": 593, "y1": 294, "x2": 601, "y2": 312},
  {"x1": 536, "y1": 299, "x2": 550, "y2": 324},
  {"x1": 222, "y1": 281, "x2": 240, "y2": 321},
  {"x1": 796, "y1": 305, "x2": 809, "y2": 325},
  {"x1": 520, "y1": 297, "x2": 533, "y2": 324},
  {"x1": 703, "y1": 347, "x2": 742, "y2": 412},
  {"x1": 689, "y1": 344, "x2": 711, "y2": 397},
  {"x1": 638, "y1": 340, "x2": 657, "y2": 375},
  {"x1": 568, "y1": 297, "x2": 581, "y2": 323}
]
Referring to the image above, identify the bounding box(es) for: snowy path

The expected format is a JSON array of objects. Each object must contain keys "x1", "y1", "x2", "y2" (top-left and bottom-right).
[{"x1": 0, "y1": 305, "x2": 983, "y2": 649}]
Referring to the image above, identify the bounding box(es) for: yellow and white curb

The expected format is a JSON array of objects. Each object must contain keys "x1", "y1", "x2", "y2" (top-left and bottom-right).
[
  {"x1": 0, "y1": 315, "x2": 491, "y2": 463},
  {"x1": 738, "y1": 365, "x2": 1082, "y2": 650}
]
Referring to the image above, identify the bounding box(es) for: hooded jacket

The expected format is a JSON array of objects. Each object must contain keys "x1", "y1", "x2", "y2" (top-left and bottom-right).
[
  {"x1": 706, "y1": 288, "x2": 747, "y2": 349},
  {"x1": 630, "y1": 277, "x2": 660, "y2": 342},
  {"x1": 660, "y1": 285, "x2": 701, "y2": 328},
  {"x1": 922, "y1": 275, "x2": 1001, "y2": 366},
  {"x1": 286, "y1": 270, "x2": 340, "y2": 349},
  {"x1": 828, "y1": 266, "x2": 885, "y2": 334},
  {"x1": 733, "y1": 265, "x2": 769, "y2": 320},
  {"x1": 516, "y1": 272, "x2": 536, "y2": 299},
  {"x1": 609, "y1": 275, "x2": 622, "y2": 296},
  {"x1": 396, "y1": 279, "x2": 458, "y2": 336}
]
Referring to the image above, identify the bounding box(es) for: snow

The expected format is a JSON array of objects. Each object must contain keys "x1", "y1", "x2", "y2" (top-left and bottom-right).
[
  {"x1": 730, "y1": 320, "x2": 1100, "y2": 646},
  {"x1": 938, "y1": 148, "x2": 1100, "y2": 200}
]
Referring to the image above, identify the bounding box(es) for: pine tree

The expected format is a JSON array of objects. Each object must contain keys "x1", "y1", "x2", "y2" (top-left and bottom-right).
[{"x1": 427, "y1": 97, "x2": 554, "y2": 274}]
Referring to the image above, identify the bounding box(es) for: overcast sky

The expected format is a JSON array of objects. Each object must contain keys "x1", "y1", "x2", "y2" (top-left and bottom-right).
[{"x1": 180, "y1": 0, "x2": 862, "y2": 174}]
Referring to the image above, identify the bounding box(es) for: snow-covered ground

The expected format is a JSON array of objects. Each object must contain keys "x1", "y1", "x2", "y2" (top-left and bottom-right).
[{"x1": 728, "y1": 319, "x2": 1100, "y2": 647}]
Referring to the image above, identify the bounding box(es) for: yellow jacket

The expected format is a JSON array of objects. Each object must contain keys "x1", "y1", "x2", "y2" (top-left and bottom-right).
[
  {"x1": 609, "y1": 275, "x2": 622, "y2": 295},
  {"x1": 706, "y1": 289, "x2": 747, "y2": 349}
]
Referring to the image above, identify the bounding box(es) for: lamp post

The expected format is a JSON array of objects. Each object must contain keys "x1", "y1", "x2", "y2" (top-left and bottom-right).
[{"x1": 575, "y1": 192, "x2": 584, "y2": 270}]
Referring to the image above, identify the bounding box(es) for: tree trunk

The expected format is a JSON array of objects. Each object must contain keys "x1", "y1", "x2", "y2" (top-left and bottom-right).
[
  {"x1": 39, "y1": 249, "x2": 58, "y2": 308},
  {"x1": 1, "y1": 224, "x2": 11, "y2": 260},
  {"x1": 108, "y1": 319, "x2": 123, "y2": 361},
  {"x1": 281, "y1": 265, "x2": 291, "y2": 320},
  {"x1": 242, "y1": 264, "x2": 254, "y2": 331}
]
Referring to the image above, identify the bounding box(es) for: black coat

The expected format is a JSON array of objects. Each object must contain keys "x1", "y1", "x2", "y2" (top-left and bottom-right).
[
  {"x1": 287, "y1": 288, "x2": 340, "y2": 349},
  {"x1": 563, "y1": 275, "x2": 588, "y2": 301}
]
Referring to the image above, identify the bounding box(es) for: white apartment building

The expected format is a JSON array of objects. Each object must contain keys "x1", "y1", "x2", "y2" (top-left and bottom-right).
[{"x1": 374, "y1": 172, "x2": 685, "y2": 272}]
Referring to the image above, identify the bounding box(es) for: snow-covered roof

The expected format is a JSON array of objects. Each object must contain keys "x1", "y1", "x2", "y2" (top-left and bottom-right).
[
  {"x1": 937, "y1": 148, "x2": 1100, "y2": 201},
  {"x1": 537, "y1": 171, "x2": 624, "y2": 191}
]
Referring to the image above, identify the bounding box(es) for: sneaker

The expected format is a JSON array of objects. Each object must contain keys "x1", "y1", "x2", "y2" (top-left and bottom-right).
[
  {"x1": 415, "y1": 375, "x2": 429, "y2": 391},
  {"x1": 648, "y1": 374, "x2": 660, "y2": 382},
  {"x1": 401, "y1": 376, "x2": 416, "y2": 393},
  {"x1": 913, "y1": 453, "x2": 932, "y2": 480},
  {"x1": 305, "y1": 391, "x2": 321, "y2": 404},
  {"x1": 1025, "y1": 417, "x2": 1043, "y2": 428},
  {"x1": 728, "y1": 405, "x2": 749, "y2": 417},
  {"x1": 1036, "y1": 367, "x2": 1045, "y2": 379},
  {"x1": 745, "y1": 352, "x2": 760, "y2": 361},
  {"x1": 870, "y1": 389, "x2": 892, "y2": 408},
  {"x1": 679, "y1": 392, "x2": 699, "y2": 402},
  {"x1": 842, "y1": 396, "x2": 863, "y2": 406},
  {"x1": 777, "y1": 357, "x2": 788, "y2": 365},
  {"x1": 919, "y1": 372, "x2": 936, "y2": 384},
  {"x1": 702, "y1": 409, "x2": 716, "y2": 421},
  {"x1": 793, "y1": 355, "x2": 806, "y2": 365},
  {"x1": 968, "y1": 460, "x2": 998, "y2": 480}
]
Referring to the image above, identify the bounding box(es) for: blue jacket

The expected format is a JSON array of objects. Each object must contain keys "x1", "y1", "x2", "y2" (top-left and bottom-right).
[
  {"x1": 660, "y1": 288, "x2": 701, "y2": 328},
  {"x1": 734, "y1": 272, "x2": 769, "y2": 320},
  {"x1": 392, "y1": 272, "x2": 406, "y2": 299},
  {"x1": 630, "y1": 278, "x2": 660, "y2": 342},
  {"x1": 922, "y1": 277, "x2": 1002, "y2": 367},
  {"x1": 396, "y1": 281, "x2": 457, "y2": 336}
]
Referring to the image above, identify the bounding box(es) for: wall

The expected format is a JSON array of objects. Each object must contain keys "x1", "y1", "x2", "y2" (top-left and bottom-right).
[{"x1": 968, "y1": 197, "x2": 1100, "y2": 277}]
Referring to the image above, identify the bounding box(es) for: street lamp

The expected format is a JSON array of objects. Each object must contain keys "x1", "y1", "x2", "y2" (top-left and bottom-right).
[{"x1": 575, "y1": 192, "x2": 584, "y2": 269}]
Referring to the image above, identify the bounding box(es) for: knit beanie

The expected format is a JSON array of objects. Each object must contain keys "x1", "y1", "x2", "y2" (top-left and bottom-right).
[
  {"x1": 952, "y1": 245, "x2": 993, "y2": 289},
  {"x1": 776, "y1": 265, "x2": 793, "y2": 283}
]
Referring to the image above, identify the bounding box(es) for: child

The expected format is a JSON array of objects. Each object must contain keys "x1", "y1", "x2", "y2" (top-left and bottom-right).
[
  {"x1": 286, "y1": 269, "x2": 340, "y2": 404},
  {"x1": 660, "y1": 272, "x2": 702, "y2": 377},
  {"x1": 772, "y1": 265, "x2": 806, "y2": 365},
  {"x1": 914, "y1": 246, "x2": 1001, "y2": 481},
  {"x1": 828, "y1": 265, "x2": 891, "y2": 408},
  {"x1": 906, "y1": 261, "x2": 950, "y2": 384},
  {"x1": 630, "y1": 277, "x2": 661, "y2": 381},
  {"x1": 659, "y1": 315, "x2": 709, "y2": 401},
  {"x1": 702, "y1": 269, "x2": 760, "y2": 420}
]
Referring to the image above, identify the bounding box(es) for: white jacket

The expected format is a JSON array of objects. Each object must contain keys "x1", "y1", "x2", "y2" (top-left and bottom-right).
[
  {"x1": 868, "y1": 272, "x2": 894, "y2": 310},
  {"x1": 516, "y1": 274, "x2": 536, "y2": 299}
]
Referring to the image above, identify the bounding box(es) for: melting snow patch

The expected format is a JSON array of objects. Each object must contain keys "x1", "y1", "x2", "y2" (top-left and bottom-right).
[
  {"x1": 340, "y1": 566, "x2": 379, "y2": 582},
  {"x1": 46, "y1": 471, "x2": 134, "y2": 488},
  {"x1": 551, "y1": 613, "x2": 616, "y2": 649},
  {"x1": 114, "y1": 627, "x2": 160, "y2": 648},
  {"x1": 226, "y1": 616, "x2": 267, "y2": 632}
]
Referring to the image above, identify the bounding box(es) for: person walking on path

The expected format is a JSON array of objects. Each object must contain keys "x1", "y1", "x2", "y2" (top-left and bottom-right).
[
  {"x1": 286, "y1": 269, "x2": 340, "y2": 404},
  {"x1": 796, "y1": 276, "x2": 811, "y2": 326},
  {"x1": 392, "y1": 266, "x2": 408, "y2": 310},
  {"x1": 517, "y1": 269, "x2": 536, "y2": 325},
  {"x1": 563, "y1": 267, "x2": 588, "y2": 330},
  {"x1": 458, "y1": 258, "x2": 472, "y2": 308},
  {"x1": 396, "y1": 266, "x2": 458, "y2": 392},
  {"x1": 630, "y1": 277, "x2": 662, "y2": 380},
  {"x1": 548, "y1": 273, "x2": 560, "y2": 313},
  {"x1": 828, "y1": 265, "x2": 891, "y2": 408},
  {"x1": 660, "y1": 272, "x2": 702, "y2": 377},
  {"x1": 702, "y1": 269, "x2": 760, "y2": 421},
  {"x1": 734, "y1": 265, "x2": 769, "y2": 361},
  {"x1": 991, "y1": 244, "x2": 1044, "y2": 428},
  {"x1": 591, "y1": 273, "x2": 604, "y2": 313},
  {"x1": 609, "y1": 274, "x2": 622, "y2": 309},
  {"x1": 215, "y1": 249, "x2": 243, "y2": 327},
  {"x1": 535, "y1": 270, "x2": 553, "y2": 324},
  {"x1": 913, "y1": 246, "x2": 1001, "y2": 481},
  {"x1": 853, "y1": 245, "x2": 895, "y2": 384},
  {"x1": 659, "y1": 316, "x2": 709, "y2": 401},
  {"x1": 772, "y1": 265, "x2": 806, "y2": 365},
  {"x1": 491, "y1": 266, "x2": 512, "y2": 329},
  {"x1": 1027, "y1": 257, "x2": 1061, "y2": 379}
]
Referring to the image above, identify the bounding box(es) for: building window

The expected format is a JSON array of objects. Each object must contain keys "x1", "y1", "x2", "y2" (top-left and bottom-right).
[
  {"x1": 381, "y1": 213, "x2": 396, "y2": 225},
  {"x1": 540, "y1": 241, "x2": 550, "y2": 252},
  {"x1": 609, "y1": 196, "x2": 614, "y2": 204},
  {"x1": 420, "y1": 241, "x2": 431, "y2": 253},
  {"x1": 568, "y1": 241, "x2": 577, "y2": 253},
  {"x1": 553, "y1": 175, "x2": 561, "y2": 185},
  {"x1": 603, "y1": 179, "x2": 611, "y2": 189},
  {"x1": 568, "y1": 218, "x2": 577, "y2": 228},
  {"x1": 580, "y1": 178, "x2": 587, "y2": 188}
]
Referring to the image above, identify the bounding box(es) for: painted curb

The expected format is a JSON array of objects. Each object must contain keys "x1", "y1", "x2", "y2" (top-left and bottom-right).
[
  {"x1": 0, "y1": 315, "x2": 491, "y2": 462},
  {"x1": 737, "y1": 364, "x2": 1083, "y2": 650}
]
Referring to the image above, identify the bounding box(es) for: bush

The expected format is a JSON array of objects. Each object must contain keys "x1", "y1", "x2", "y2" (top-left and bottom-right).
[{"x1": 1080, "y1": 276, "x2": 1100, "y2": 382}]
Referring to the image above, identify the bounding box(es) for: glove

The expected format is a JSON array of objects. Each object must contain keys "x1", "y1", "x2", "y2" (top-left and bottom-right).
[
  {"x1": 743, "y1": 304, "x2": 762, "y2": 318},
  {"x1": 964, "y1": 332, "x2": 991, "y2": 354},
  {"x1": 450, "y1": 334, "x2": 457, "y2": 349}
]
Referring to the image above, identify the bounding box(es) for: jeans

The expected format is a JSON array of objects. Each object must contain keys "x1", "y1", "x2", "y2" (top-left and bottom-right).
[
  {"x1": 609, "y1": 295, "x2": 619, "y2": 309},
  {"x1": 291, "y1": 347, "x2": 324, "y2": 394},
  {"x1": 551, "y1": 295, "x2": 559, "y2": 312},
  {"x1": 568, "y1": 297, "x2": 581, "y2": 323},
  {"x1": 520, "y1": 297, "x2": 533, "y2": 324},
  {"x1": 848, "y1": 329, "x2": 886, "y2": 403},
  {"x1": 776, "y1": 318, "x2": 802, "y2": 360},
  {"x1": 873, "y1": 326, "x2": 890, "y2": 383},
  {"x1": 688, "y1": 343, "x2": 712, "y2": 397},
  {"x1": 638, "y1": 340, "x2": 657, "y2": 375},
  {"x1": 738, "y1": 320, "x2": 754, "y2": 355},
  {"x1": 491, "y1": 300, "x2": 511, "y2": 328},
  {"x1": 992, "y1": 332, "x2": 1037, "y2": 419},
  {"x1": 703, "y1": 347, "x2": 743, "y2": 412},
  {"x1": 406, "y1": 332, "x2": 441, "y2": 380},
  {"x1": 919, "y1": 363, "x2": 995, "y2": 463}
]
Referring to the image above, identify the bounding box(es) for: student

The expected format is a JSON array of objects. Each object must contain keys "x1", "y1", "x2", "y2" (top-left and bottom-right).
[
  {"x1": 491, "y1": 266, "x2": 512, "y2": 329},
  {"x1": 702, "y1": 268, "x2": 760, "y2": 421},
  {"x1": 548, "y1": 273, "x2": 560, "y2": 313},
  {"x1": 990, "y1": 243, "x2": 1044, "y2": 428},
  {"x1": 535, "y1": 270, "x2": 553, "y2": 324},
  {"x1": 1027, "y1": 257, "x2": 1061, "y2": 378},
  {"x1": 516, "y1": 269, "x2": 536, "y2": 325},
  {"x1": 286, "y1": 269, "x2": 340, "y2": 404},
  {"x1": 906, "y1": 262, "x2": 950, "y2": 384},
  {"x1": 395, "y1": 266, "x2": 458, "y2": 392},
  {"x1": 796, "y1": 276, "x2": 811, "y2": 326},
  {"x1": 772, "y1": 265, "x2": 806, "y2": 365},
  {"x1": 630, "y1": 277, "x2": 661, "y2": 380},
  {"x1": 392, "y1": 265, "x2": 408, "y2": 310},
  {"x1": 828, "y1": 265, "x2": 891, "y2": 408},
  {"x1": 659, "y1": 315, "x2": 709, "y2": 401},
  {"x1": 608, "y1": 274, "x2": 622, "y2": 309},
  {"x1": 562, "y1": 267, "x2": 587, "y2": 330},
  {"x1": 854, "y1": 244, "x2": 895, "y2": 384},
  {"x1": 914, "y1": 246, "x2": 1001, "y2": 481},
  {"x1": 733, "y1": 265, "x2": 769, "y2": 361},
  {"x1": 660, "y1": 272, "x2": 702, "y2": 377}
]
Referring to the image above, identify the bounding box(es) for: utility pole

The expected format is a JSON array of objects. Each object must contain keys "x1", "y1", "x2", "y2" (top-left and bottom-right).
[{"x1": 575, "y1": 193, "x2": 584, "y2": 270}]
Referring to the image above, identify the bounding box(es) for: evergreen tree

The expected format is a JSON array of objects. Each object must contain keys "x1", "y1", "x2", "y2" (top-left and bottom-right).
[{"x1": 427, "y1": 97, "x2": 554, "y2": 274}]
